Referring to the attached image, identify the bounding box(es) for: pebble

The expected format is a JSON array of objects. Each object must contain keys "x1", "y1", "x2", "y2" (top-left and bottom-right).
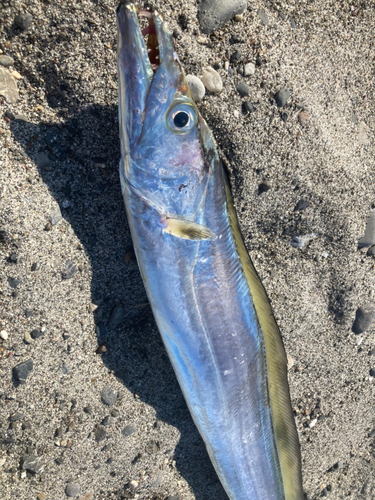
[
  {"x1": 197, "y1": 0, "x2": 247, "y2": 33},
  {"x1": 370, "y1": 368, "x2": 375, "y2": 377},
  {"x1": 35, "y1": 153, "x2": 50, "y2": 169},
  {"x1": 230, "y1": 50, "x2": 241, "y2": 63},
  {"x1": 0, "y1": 330, "x2": 8, "y2": 340},
  {"x1": 37, "y1": 493, "x2": 46, "y2": 500},
  {"x1": 0, "y1": 55, "x2": 14, "y2": 67},
  {"x1": 61, "y1": 365, "x2": 69, "y2": 375},
  {"x1": 352, "y1": 305, "x2": 375, "y2": 334},
  {"x1": 242, "y1": 102, "x2": 257, "y2": 114},
  {"x1": 258, "y1": 183, "x2": 270, "y2": 195},
  {"x1": 291, "y1": 233, "x2": 317, "y2": 249},
  {"x1": 236, "y1": 81, "x2": 250, "y2": 97},
  {"x1": 94, "y1": 427, "x2": 106, "y2": 442},
  {"x1": 294, "y1": 199, "x2": 309, "y2": 211},
  {"x1": 30, "y1": 329, "x2": 44, "y2": 340},
  {"x1": 121, "y1": 425, "x2": 135, "y2": 436},
  {"x1": 22, "y1": 455, "x2": 44, "y2": 474},
  {"x1": 244, "y1": 62, "x2": 255, "y2": 76},
  {"x1": 107, "y1": 304, "x2": 125, "y2": 330},
  {"x1": 50, "y1": 204, "x2": 63, "y2": 226},
  {"x1": 7, "y1": 277, "x2": 22, "y2": 289},
  {"x1": 0, "y1": 67, "x2": 19, "y2": 104},
  {"x1": 13, "y1": 358, "x2": 33, "y2": 384},
  {"x1": 201, "y1": 67, "x2": 223, "y2": 93},
  {"x1": 185, "y1": 75, "x2": 205, "y2": 102},
  {"x1": 274, "y1": 88, "x2": 291, "y2": 107},
  {"x1": 101, "y1": 386, "x2": 117, "y2": 406},
  {"x1": 290, "y1": 17, "x2": 297, "y2": 29},
  {"x1": 9, "y1": 412, "x2": 24, "y2": 421},
  {"x1": 111, "y1": 409, "x2": 119, "y2": 417},
  {"x1": 101, "y1": 416, "x2": 111, "y2": 426},
  {"x1": 358, "y1": 211, "x2": 375, "y2": 249},
  {"x1": 62, "y1": 260, "x2": 77, "y2": 280},
  {"x1": 258, "y1": 9, "x2": 269, "y2": 25},
  {"x1": 24, "y1": 331, "x2": 33, "y2": 344},
  {"x1": 298, "y1": 111, "x2": 310, "y2": 126},
  {"x1": 366, "y1": 246, "x2": 375, "y2": 257},
  {"x1": 83, "y1": 406, "x2": 92, "y2": 414},
  {"x1": 65, "y1": 483, "x2": 80, "y2": 497},
  {"x1": 15, "y1": 12, "x2": 33, "y2": 30},
  {"x1": 25, "y1": 309, "x2": 33, "y2": 318}
]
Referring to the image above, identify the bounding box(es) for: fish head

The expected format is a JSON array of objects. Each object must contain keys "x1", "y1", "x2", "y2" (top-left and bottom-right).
[{"x1": 117, "y1": 1, "x2": 218, "y2": 216}]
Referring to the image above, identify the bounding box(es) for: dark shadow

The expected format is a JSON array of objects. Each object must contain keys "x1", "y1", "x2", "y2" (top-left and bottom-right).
[{"x1": 9, "y1": 97, "x2": 228, "y2": 500}]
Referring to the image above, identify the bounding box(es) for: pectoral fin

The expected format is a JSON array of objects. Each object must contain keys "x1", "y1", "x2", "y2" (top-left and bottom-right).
[{"x1": 162, "y1": 217, "x2": 216, "y2": 241}]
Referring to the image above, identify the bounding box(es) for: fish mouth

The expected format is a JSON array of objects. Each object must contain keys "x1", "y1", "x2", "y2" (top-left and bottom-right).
[{"x1": 117, "y1": 1, "x2": 181, "y2": 153}]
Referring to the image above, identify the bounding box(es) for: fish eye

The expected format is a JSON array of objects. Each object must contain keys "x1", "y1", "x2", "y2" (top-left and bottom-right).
[{"x1": 167, "y1": 102, "x2": 197, "y2": 134}]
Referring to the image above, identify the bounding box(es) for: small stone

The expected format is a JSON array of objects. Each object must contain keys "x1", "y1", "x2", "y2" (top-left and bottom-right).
[
  {"x1": 274, "y1": 88, "x2": 291, "y2": 107},
  {"x1": 370, "y1": 368, "x2": 375, "y2": 377},
  {"x1": 83, "y1": 406, "x2": 92, "y2": 415},
  {"x1": 298, "y1": 111, "x2": 309, "y2": 126},
  {"x1": 129, "y1": 480, "x2": 138, "y2": 490},
  {"x1": 366, "y1": 246, "x2": 375, "y2": 256},
  {"x1": 24, "y1": 331, "x2": 33, "y2": 344},
  {"x1": 5, "y1": 109, "x2": 15, "y2": 120},
  {"x1": 65, "y1": 483, "x2": 80, "y2": 497},
  {"x1": 244, "y1": 62, "x2": 255, "y2": 76},
  {"x1": 256, "y1": 57, "x2": 263, "y2": 66},
  {"x1": 96, "y1": 344, "x2": 107, "y2": 354},
  {"x1": 107, "y1": 304, "x2": 125, "y2": 330},
  {"x1": 111, "y1": 409, "x2": 119, "y2": 417},
  {"x1": 291, "y1": 234, "x2": 317, "y2": 249},
  {"x1": 15, "y1": 12, "x2": 33, "y2": 30},
  {"x1": 172, "y1": 28, "x2": 181, "y2": 39},
  {"x1": 294, "y1": 199, "x2": 309, "y2": 211},
  {"x1": 25, "y1": 310, "x2": 33, "y2": 318},
  {"x1": 122, "y1": 425, "x2": 135, "y2": 437},
  {"x1": 258, "y1": 9, "x2": 269, "y2": 25},
  {"x1": 236, "y1": 81, "x2": 250, "y2": 97},
  {"x1": 165, "y1": 496, "x2": 180, "y2": 500},
  {"x1": 201, "y1": 67, "x2": 223, "y2": 93},
  {"x1": 185, "y1": 75, "x2": 205, "y2": 102},
  {"x1": 0, "y1": 330, "x2": 8, "y2": 340},
  {"x1": 0, "y1": 67, "x2": 19, "y2": 104},
  {"x1": 230, "y1": 50, "x2": 241, "y2": 63},
  {"x1": 352, "y1": 305, "x2": 375, "y2": 334},
  {"x1": 10, "y1": 412, "x2": 23, "y2": 421},
  {"x1": 13, "y1": 358, "x2": 33, "y2": 384},
  {"x1": 22, "y1": 455, "x2": 44, "y2": 474},
  {"x1": 22, "y1": 422, "x2": 32, "y2": 430},
  {"x1": 242, "y1": 102, "x2": 257, "y2": 114},
  {"x1": 197, "y1": 0, "x2": 247, "y2": 34},
  {"x1": 102, "y1": 416, "x2": 111, "y2": 426},
  {"x1": 358, "y1": 211, "x2": 375, "y2": 249},
  {"x1": 35, "y1": 153, "x2": 50, "y2": 169},
  {"x1": 8, "y1": 277, "x2": 22, "y2": 288},
  {"x1": 61, "y1": 365, "x2": 69, "y2": 375},
  {"x1": 55, "y1": 457, "x2": 64, "y2": 465},
  {"x1": 101, "y1": 386, "x2": 117, "y2": 406},
  {"x1": 94, "y1": 427, "x2": 106, "y2": 442},
  {"x1": 37, "y1": 493, "x2": 46, "y2": 500},
  {"x1": 0, "y1": 55, "x2": 14, "y2": 67},
  {"x1": 290, "y1": 17, "x2": 297, "y2": 29},
  {"x1": 50, "y1": 204, "x2": 62, "y2": 226},
  {"x1": 258, "y1": 183, "x2": 270, "y2": 195},
  {"x1": 30, "y1": 329, "x2": 44, "y2": 340},
  {"x1": 44, "y1": 222, "x2": 52, "y2": 231},
  {"x1": 62, "y1": 260, "x2": 76, "y2": 280}
]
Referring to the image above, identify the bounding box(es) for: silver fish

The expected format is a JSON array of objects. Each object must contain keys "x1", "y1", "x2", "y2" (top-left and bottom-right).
[{"x1": 117, "y1": 2, "x2": 303, "y2": 499}]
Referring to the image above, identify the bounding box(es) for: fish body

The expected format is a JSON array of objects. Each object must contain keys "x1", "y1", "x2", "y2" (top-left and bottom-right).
[{"x1": 117, "y1": 3, "x2": 303, "y2": 499}]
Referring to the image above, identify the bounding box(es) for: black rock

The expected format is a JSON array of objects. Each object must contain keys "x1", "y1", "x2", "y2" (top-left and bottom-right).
[
  {"x1": 102, "y1": 416, "x2": 111, "y2": 426},
  {"x1": 198, "y1": 0, "x2": 247, "y2": 34},
  {"x1": 122, "y1": 425, "x2": 135, "y2": 437},
  {"x1": 30, "y1": 329, "x2": 44, "y2": 339},
  {"x1": 367, "y1": 246, "x2": 375, "y2": 256},
  {"x1": 370, "y1": 368, "x2": 375, "y2": 377},
  {"x1": 94, "y1": 426, "x2": 107, "y2": 442},
  {"x1": 294, "y1": 199, "x2": 309, "y2": 211},
  {"x1": 235, "y1": 81, "x2": 250, "y2": 97},
  {"x1": 55, "y1": 457, "x2": 64, "y2": 465},
  {"x1": 255, "y1": 57, "x2": 263, "y2": 66},
  {"x1": 274, "y1": 88, "x2": 291, "y2": 107},
  {"x1": 15, "y1": 12, "x2": 33, "y2": 30},
  {"x1": 7, "y1": 277, "x2": 22, "y2": 289},
  {"x1": 280, "y1": 111, "x2": 289, "y2": 122},
  {"x1": 13, "y1": 358, "x2": 33, "y2": 384},
  {"x1": 83, "y1": 406, "x2": 92, "y2": 414},
  {"x1": 352, "y1": 305, "x2": 375, "y2": 334},
  {"x1": 107, "y1": 304, "x2": 126, "y2": 330},
  {"x1": 25, "y1": 310, "x2": 33, "y2": 318},
  {"x1": 230, "y1": 50, "x2": 241, "y2": 63},
  {"x1": 258, "y1": 183, "x2": 271, "y2": 195},
  {"x1": 242, "y1": 102, "x2": 257, "y2": 114},
  {"x1": 358, "y1": 211, "x2": 375, "y2": 249}
]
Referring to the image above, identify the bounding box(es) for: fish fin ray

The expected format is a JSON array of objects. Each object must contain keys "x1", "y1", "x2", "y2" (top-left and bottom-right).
[{"x1": 163, "y1": 217, "x2": 216, "y2": 240}]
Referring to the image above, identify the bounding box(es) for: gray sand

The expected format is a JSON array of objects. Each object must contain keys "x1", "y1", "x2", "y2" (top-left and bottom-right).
[{"x1": 1, "y1": 1, "x2": 374, "y2": 499}]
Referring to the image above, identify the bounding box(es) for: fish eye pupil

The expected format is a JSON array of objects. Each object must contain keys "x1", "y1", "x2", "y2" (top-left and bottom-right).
[{"x1": 173, "y1": 111, "x2": 189, "y2": 128}]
